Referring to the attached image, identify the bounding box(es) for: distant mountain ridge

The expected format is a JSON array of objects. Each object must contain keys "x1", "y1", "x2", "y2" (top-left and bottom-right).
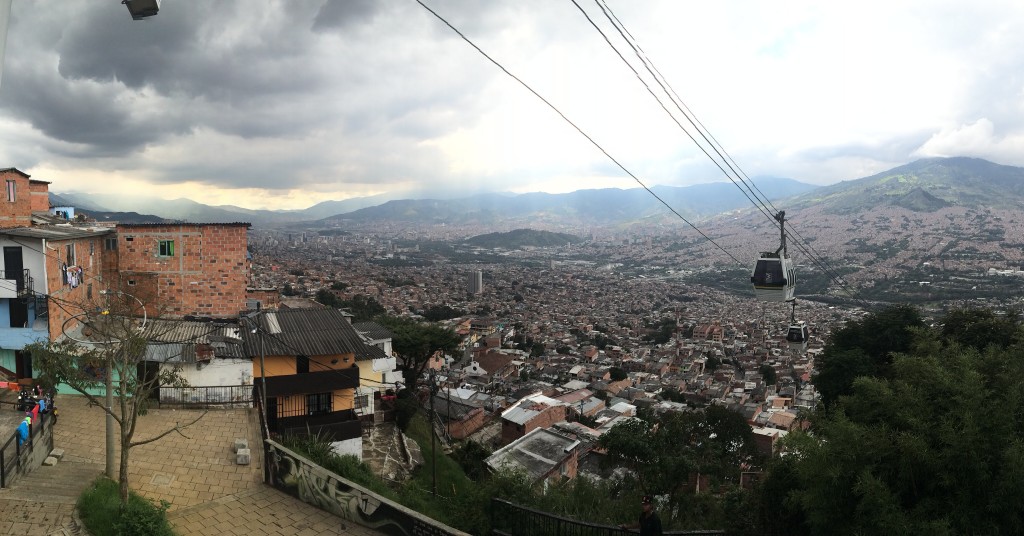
[
  {"x1": 323, "y1": 177, "x2": 816, "y2": 226},
  {"x1": 50, "y1": 158, "x2": 1024, "y2": 227},
  {"x1": 789, "y1": 157, "x2": 1024, "y2": 213}
]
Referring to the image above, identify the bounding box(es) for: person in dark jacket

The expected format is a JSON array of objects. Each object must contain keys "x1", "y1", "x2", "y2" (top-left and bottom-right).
[{"x1": 619, "y1": 495, "x2": 662, "y2": 535}]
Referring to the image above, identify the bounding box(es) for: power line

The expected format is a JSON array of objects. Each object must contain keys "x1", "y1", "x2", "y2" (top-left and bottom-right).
[
  {"x1": 580, "y1": 0, "x2": 872, "y2": 308},
  {"x1": 413, "y1": 0, "x2": 743, "y2": 266}
]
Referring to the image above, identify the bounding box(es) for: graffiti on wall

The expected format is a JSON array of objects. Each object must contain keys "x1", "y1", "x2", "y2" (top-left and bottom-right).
[{"x1": 266, "y1": 442, "x2": 461, "y2": 536}]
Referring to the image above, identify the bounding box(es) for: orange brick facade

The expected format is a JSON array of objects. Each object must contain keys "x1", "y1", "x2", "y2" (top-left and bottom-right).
[
  {"x1": 0, "y1": 169, "x2": 34, "y2": 229},
  {"x1": 29, "y1": 180, "x2": 50, "y2": 213},
  {"x1": 501, "y1": 404, "x2": 567, "y2": 445},
  {"x1": 115, "y1": 224, "x2": 250, "y2": 319},
  {"x1": 45, "y1": 234, "x2": 111, "y2": 340}
]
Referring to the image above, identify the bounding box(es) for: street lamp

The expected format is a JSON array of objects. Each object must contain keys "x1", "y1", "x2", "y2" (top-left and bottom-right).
[{"x1": 243, "y1": 312, "x2": 268, "y2": 428}]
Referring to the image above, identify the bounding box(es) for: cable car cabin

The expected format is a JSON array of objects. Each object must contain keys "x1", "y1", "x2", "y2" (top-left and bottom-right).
[
  {"x1": 786, "y1": 321, "x2": 808, "y2": 352},
  {"x1": 750, "y1": 252, "x2": 795, "y2": 302}
]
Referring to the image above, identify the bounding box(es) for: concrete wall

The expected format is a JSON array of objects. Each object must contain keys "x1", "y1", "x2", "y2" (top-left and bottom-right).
[
  {"x1": 265, "y1": 440, "x2": 469, "y2": 536},
  {"x1": 0, "y1": 410, "x2": 55, "y2": 488}
]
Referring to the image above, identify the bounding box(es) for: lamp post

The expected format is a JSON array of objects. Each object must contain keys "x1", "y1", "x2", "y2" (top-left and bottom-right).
[
  {"x1": 243, "y1": 312, "x2": 267, "y2": 427},
  {"x1": 428, "y1": 369, "x2": 438, "y2": 497},
  {"x1": 97, "y1": 290, "x2": 147, "y2": 479}
]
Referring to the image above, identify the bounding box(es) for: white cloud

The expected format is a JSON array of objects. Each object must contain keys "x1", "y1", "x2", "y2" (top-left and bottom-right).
[{"x1": 1, "y1": 0, "x2": 1024, "y2": 209}]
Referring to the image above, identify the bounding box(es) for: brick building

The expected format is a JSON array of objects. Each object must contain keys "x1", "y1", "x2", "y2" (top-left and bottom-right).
[
  {"x1": 114, "y1": 223, "x2": 250, "y2": 319},
  {"x1": 500, "y1": 393, "x2": 567, "y2": 445}
]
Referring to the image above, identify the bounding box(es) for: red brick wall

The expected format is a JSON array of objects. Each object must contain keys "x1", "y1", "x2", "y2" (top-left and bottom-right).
[
  {"x1": 45, "y1": 235, "x2": 110, "y2": 340},
  {"x1": 115, "y1": 224, "x2": 249, "y2": 318},
  {"x1": 0, "y1": 169, "x2": 34, "y2": 229},
  {"x1": 448, "y1": 407, "x2": 486, "y2": 440},
  {"x1": 501, "y1": 404, "x2": 567, "y2": 444},
  {"x1": 29, "y1": 180, "x2": 50, "y2": 213}
]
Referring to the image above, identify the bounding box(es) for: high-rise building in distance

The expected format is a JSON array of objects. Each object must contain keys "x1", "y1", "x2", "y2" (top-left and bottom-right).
[{"x1": 468, "y1": 269, "x2": 483, "y2": 294}]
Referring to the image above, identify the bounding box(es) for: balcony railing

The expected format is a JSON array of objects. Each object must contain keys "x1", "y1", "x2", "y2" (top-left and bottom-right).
[
  {"x1": 157, "y1": 385, "x2": 253, "y2": 409},
  {"x1": 490, "y1": 498, "x2": 725, "y2": 536}
]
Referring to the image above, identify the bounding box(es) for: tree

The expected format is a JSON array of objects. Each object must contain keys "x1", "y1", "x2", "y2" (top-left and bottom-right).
[
  {"x1": 608, "y1": 366, "x2": 628, "y2": 382},
  {"x1": 758, "y1": 364, "x2": 777, "y2": 385},
  {"x1": 338, "y1": 294, "x2": 386, "y2": 323},
  {"x1": 940, "y1": 308, "x2": 1021, "y2": 352},
  {"x1": 375, "y1": 315, "x2": 460, "y2": 391},
  {"x1": 599, "y1": 406, "x2": 757, "y2": 502},
  {"x1": 29, "y1": 295, "x2": 204, "y2": 504},
  {"x1": 813, "y1": 304, "x2": 924, "y2": 407},
  {"x1": 315, "y1": 288, "x2": 343, "y2": 308}
]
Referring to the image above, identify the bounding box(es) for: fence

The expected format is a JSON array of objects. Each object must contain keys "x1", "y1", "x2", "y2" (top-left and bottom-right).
[
  {"x1": 0, "y1": 405, "x2": 55, "y2": 488},
  {"x1": 157, "y1": 384, "x2": 253, "y2": 408},
  {"x1": 490, "y1": 498, "x2": 726, "y2": 536}
]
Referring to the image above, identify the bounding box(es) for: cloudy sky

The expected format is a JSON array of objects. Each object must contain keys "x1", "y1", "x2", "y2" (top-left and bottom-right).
[{"x1": 0, "y1": 0, "x2": 1022, "y2": 210}]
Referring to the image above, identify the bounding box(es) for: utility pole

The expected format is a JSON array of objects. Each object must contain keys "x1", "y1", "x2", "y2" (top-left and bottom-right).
[
  {"x1": 105, "y1": 345, "x2": 115, "y2": 479},
  {"x1": 429, "y1": 369, "x2": 438, "y2": 497}
]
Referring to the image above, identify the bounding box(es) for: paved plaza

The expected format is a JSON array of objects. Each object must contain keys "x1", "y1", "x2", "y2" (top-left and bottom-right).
[{"x1": 0, "y1": 394, "x2": 386, "y2": 535}]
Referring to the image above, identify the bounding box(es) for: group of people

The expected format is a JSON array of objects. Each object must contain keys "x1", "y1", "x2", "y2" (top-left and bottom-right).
[{"x1": 15, "y1": 385, "x2": 56, "y2": 446}]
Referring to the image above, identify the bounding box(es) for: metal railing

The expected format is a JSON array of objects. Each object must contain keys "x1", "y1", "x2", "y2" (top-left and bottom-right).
[
  {"x1": 0, "y1": 407, "x2": 54, "y2": 488},
  {"x1": 157, "y1": 384, "x2": 253, "y2": 408},
  {"x1": 490, "y1": 498, "x2": 725, "y2": 536}
]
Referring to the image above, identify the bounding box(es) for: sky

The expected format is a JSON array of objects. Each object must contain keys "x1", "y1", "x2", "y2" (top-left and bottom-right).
[{"x1": 1, "y1": 0, "x2": 1023, "y2": 211}]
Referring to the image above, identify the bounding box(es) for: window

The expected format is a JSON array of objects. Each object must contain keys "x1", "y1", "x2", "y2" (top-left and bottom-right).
[
  {"x1": 87, "y1": 284, "x2": 92, "y2": 299},
  {"x1": 296, "y1": 355, "x2": 309, "y2": 374},
  {"x1": 5, "y1": 180, "x2": 14, "y2": 202},
  {"x1": 158, "y1": 240, "x2": 174, "y2": 256},
  {"x1": 306, "y1": 393, "x2": 332, "y2": 416},
  {"x1": 66, "y1": 244, "x2": 76, "y2": 266},
  {"x1": 89, "y1": 241, "x2": 94, "y2": 255},
  {"x1": 104, "y1": 238, "x2": 118, "y2": 251},
  {"x1": 355, "y1": 394, "x2": 369, "y2": 410}
]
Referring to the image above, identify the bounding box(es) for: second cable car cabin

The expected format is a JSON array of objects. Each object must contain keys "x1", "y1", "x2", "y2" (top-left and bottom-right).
[{"x1": 786, "y1": 320, "x2": 808, "y2": 352}]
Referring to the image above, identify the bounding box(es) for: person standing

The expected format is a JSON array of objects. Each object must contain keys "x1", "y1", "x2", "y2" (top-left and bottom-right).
[{"x1": 619, "y1": 495, "x2": 662, "y2": 535}]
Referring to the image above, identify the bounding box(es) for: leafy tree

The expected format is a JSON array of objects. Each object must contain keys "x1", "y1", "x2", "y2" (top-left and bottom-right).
[
  {"x1": 330, "y1": 281, "x2": 349, "y2": 291},
  {"x1": 599, "y1": 406, "x2": 756, "y2": 501},
  {"x1": 338, "y1": 294, "x2": 386, "y2": 323},
  {"x1": 608, "y1": 366, "x2": 628, "y2": 382},
  {"x1": 813, "y1": 304, "x2": 924, "y2": 407},
  {"x1": 29, "y1": 296, "x2": 204, "y2": 504},
  {"x1": 421, "y1": 305, "x2": 466, "y2": 322},
  {"x1": 940, "y1": 308, "x2": 1021, "y2": 352},
  {"x1": 530, "y1": 342, "x2": 545, "y2": 357},
  {"x1": 791, "y1": 336, "x2": 1024, "y2": 534},
  {"x1": 314, "y1": 288, "x2": 343, "y2": 308},
  {"x1": 556, "y1": 345, "x2": 571, "y2": 355},
  {"x1": 282, "y1": 283, "x2": 299, "y2": 296},
  {"x1": 375, "y1": 315, "x2": 460, "y2": 391},
  {"x1": 758, "y1": 364, "x2": 777, "y2": 385}
]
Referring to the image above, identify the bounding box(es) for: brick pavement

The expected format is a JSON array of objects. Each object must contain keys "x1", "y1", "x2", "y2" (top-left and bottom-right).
[{"x1": 19, "y1": 395, "x2": 386, "y2": 535}]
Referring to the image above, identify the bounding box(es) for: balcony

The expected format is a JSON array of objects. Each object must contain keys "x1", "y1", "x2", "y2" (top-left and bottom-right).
[
  {"x1": 0, "y1": 269, "x2": 30, "y2": 300},
  {"x1": 261, "y1": 367, "x2": 359, "y2": 397}
]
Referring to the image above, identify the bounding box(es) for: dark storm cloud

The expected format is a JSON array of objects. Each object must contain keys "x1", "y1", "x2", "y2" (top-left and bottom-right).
[{"x1": 312, "y1": 0, "x2": 380, "y2": 32}]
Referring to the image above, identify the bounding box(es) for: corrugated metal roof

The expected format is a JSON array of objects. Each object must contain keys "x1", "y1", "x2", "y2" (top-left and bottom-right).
[
  {"x1": 352, "y1": 321, "x2": 395, "y2": 341},
  {"x1": 116, "y1": 222, "x2": 251, "y2": 227},
  {"x1": 140, "y1": 319, "x2": 245, "y2": 363},
  {"x1": 0, "y1": 225, "x2": 114, "y2": 240},
  {"x1": 241, "y1": 308, "x2": 385, "y2": 360}
]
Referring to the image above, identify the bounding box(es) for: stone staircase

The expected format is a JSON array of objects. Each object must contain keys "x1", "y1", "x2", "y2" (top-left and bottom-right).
[
  {"x1": 0, "y1": 455, "x2": 102, "y2": 535},
  {"x1": 2, "y1": 460, "x2": 103, "y2": 504}
]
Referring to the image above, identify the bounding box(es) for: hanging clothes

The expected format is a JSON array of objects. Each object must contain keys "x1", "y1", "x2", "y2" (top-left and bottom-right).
[{"x1": 17, "y1": 420, "x2": 28, "y2": 445}]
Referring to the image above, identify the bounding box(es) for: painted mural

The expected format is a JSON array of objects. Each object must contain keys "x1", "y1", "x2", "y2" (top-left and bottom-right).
[{"x1": 266, "y1": 441, "x2": 465, "y2": 536}]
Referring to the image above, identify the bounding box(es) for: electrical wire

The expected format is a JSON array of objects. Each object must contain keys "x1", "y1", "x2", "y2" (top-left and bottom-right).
[
  {"x1": 579, "y1": 0, "x2": 872, "y2": 309},
  {"x1": 413, "y1": 0, "x2": 743, "y2": 267}
]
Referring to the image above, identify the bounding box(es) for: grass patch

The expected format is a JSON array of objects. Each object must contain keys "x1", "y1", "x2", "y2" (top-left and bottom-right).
[{"x1": 77, "y1": 477, "x2": 174, "y2": 536}]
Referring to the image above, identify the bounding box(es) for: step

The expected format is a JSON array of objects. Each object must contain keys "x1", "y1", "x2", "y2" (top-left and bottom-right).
[{"x1": 0, "y1": 462, "x2": 103, "y2": 503}]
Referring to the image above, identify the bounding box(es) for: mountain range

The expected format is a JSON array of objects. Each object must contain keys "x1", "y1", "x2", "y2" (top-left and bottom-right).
[{"x1": 51, "y1": 157, "x2": 1024, "y2": 228}]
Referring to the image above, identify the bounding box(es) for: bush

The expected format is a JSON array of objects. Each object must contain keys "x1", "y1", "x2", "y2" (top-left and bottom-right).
[{"x1": 77, "y1": 477, "x2": 174, "y2": 536}]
